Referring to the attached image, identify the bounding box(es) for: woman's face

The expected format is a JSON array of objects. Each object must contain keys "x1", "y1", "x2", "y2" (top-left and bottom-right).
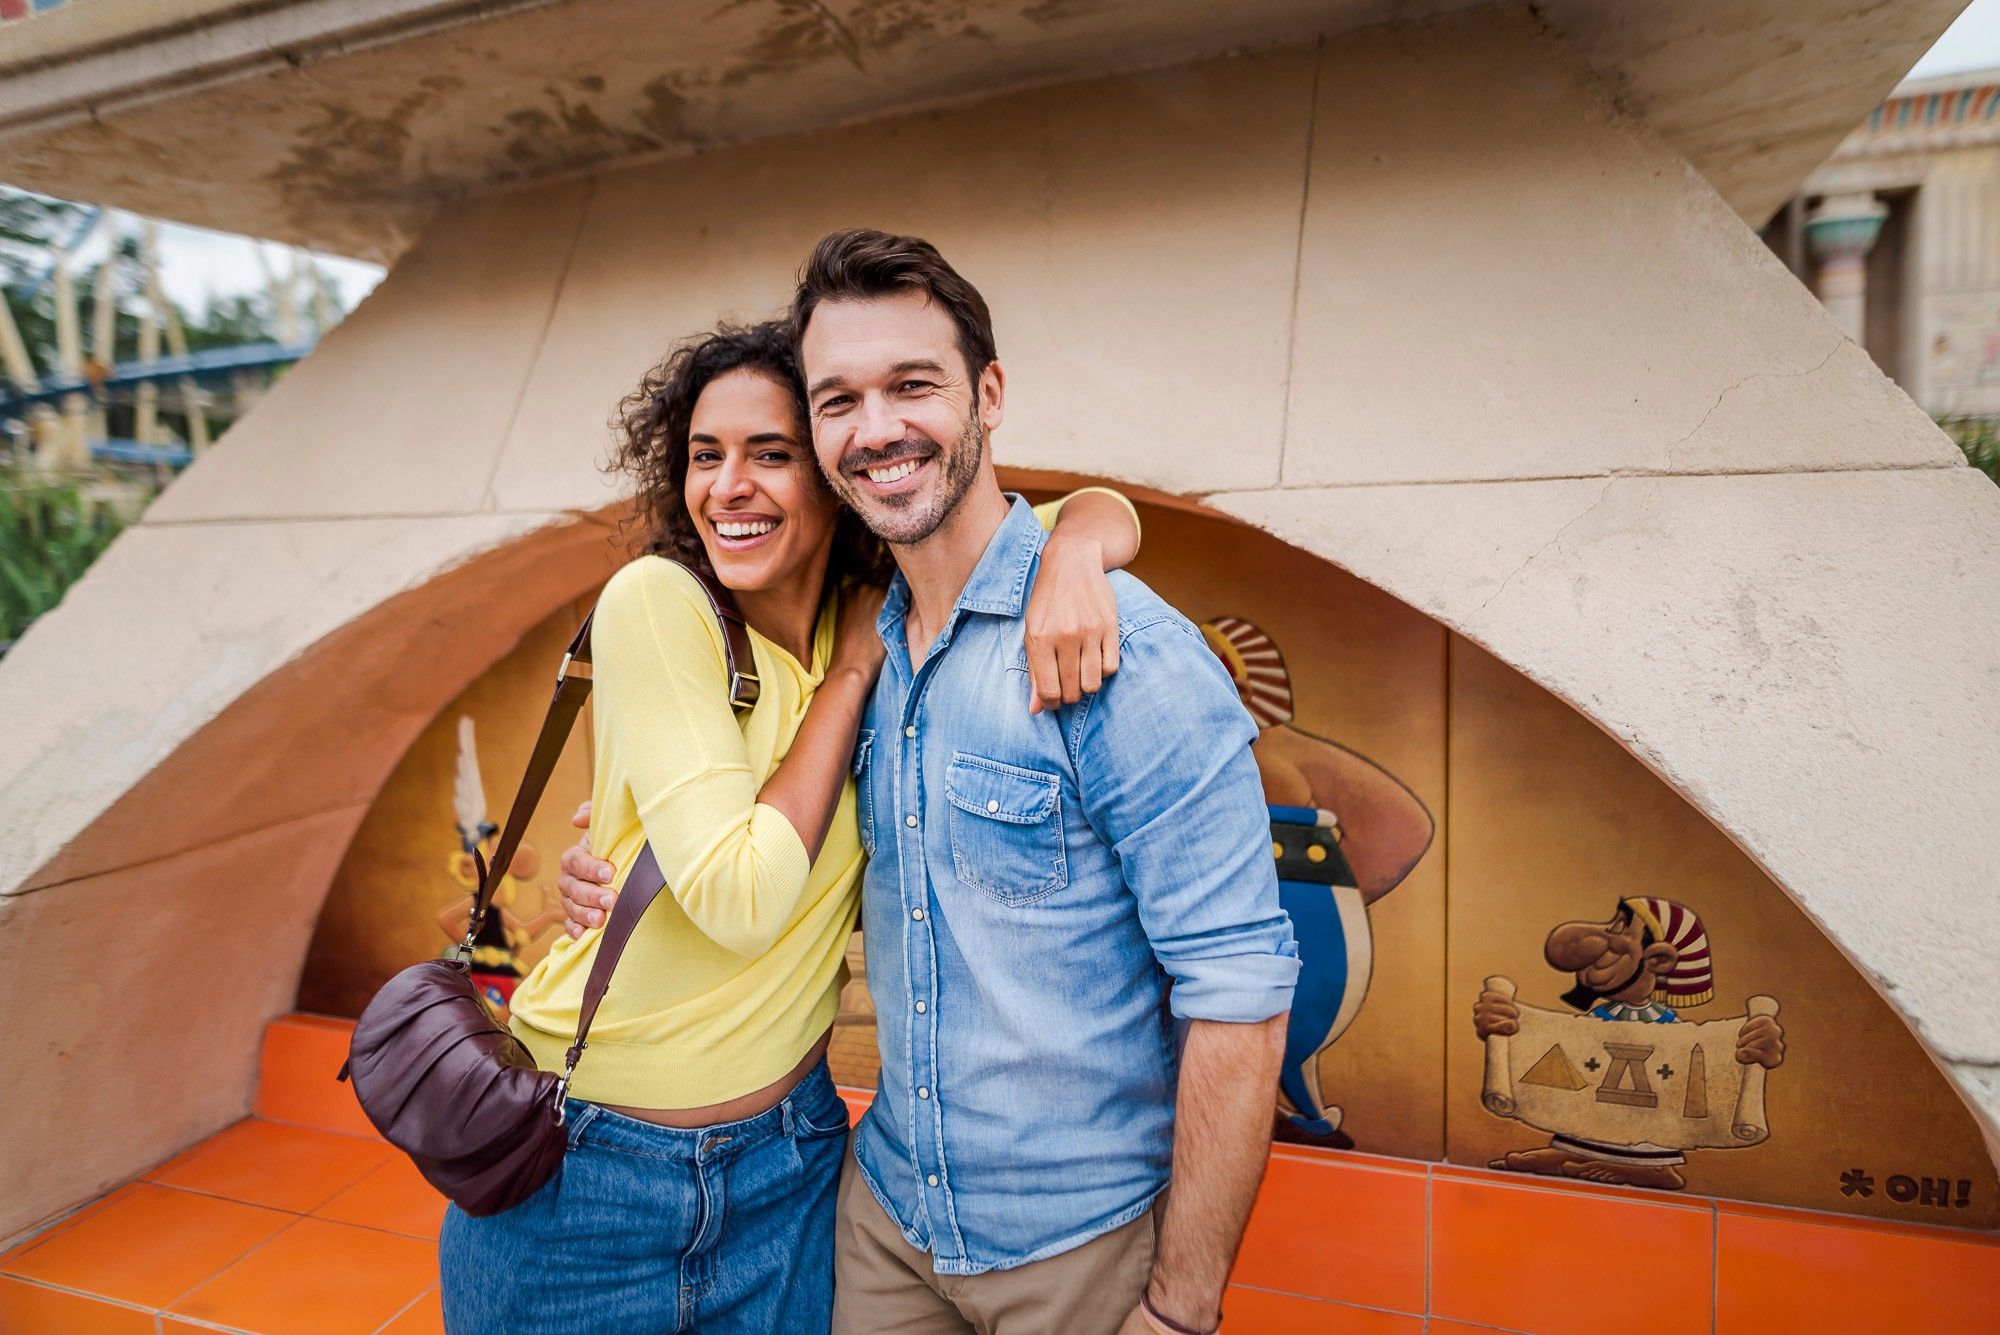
[{"x1": 684, "y1": 367, "x2": 839, "y2": 593}]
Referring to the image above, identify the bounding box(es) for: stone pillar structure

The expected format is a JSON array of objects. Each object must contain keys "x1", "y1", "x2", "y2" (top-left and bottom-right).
[{"x1": 1806, "y1": 191, "x2": 1889, "y2": 341}]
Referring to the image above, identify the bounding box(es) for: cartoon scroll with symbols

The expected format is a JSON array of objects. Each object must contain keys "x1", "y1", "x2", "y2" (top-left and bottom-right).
[
  {"x1": 1472, "y1": 896, "x2": 1786, "y2": 1189},
  {"x1": 1481, "y1": 976, "x2": 1778, "y2": 1150}
]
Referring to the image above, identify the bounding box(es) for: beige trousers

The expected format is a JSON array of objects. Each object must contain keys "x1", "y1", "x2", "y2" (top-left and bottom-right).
[{"x1": 830, "y1": 1151, "x2": 1159, "y2": 1335}]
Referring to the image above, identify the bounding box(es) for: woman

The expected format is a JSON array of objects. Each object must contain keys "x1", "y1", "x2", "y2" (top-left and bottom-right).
[{"x1": 437, "y1": 321, "x2": 1138, "y2": 1334}]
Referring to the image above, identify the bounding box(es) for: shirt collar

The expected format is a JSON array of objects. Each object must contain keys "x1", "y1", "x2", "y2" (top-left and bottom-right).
[{"x1": 877, "y1": 495, "x2": 1045, "y2": 640}]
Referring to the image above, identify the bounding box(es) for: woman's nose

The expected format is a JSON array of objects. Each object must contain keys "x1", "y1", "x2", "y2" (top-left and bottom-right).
[{"x1": 714, "y1": 456, "x2": 757, "y2": 500}]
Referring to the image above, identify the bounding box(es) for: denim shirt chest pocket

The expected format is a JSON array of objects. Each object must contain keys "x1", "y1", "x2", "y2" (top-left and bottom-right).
[
  {"x1": 853, "y1": 728, "x2": 877, "y2": 857},
  {"x1": 944, "y1": 752, "x2": 1068, "y2": 903}
]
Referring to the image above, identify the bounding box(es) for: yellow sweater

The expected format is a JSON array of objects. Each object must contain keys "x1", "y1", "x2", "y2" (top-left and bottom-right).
[{"x1": 509, "y1": 490, "x2": 1136, "y2": 1107}]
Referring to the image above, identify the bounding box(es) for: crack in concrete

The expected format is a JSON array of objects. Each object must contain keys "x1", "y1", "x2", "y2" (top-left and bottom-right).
[
  {"x1": 1196, "y1": 455, "x2": 1963, "y2": 500},
  {"x1": 1477, "y1": 475, "x2": 1617, "y2": 611},
  {"x1": 1274, "y1": 35, "x2": 1324, "y2": 490},
  {"x1": 1662, "y1": 337, "x2": 1845, "y2": 472}
]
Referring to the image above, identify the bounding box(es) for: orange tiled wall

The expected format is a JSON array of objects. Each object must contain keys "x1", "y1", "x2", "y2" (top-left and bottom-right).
[{"x1": 847, "y1": 1088, "x2": 2000, "y2": 1333}]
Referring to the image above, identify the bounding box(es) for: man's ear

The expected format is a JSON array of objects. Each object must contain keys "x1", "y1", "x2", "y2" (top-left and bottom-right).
[
  {"x1": 1642, "y1": 942, "x2": 1680, "y2": 974},
  {"x1": 978, "y1": 360, "x2": 1005, "y2": 434}
]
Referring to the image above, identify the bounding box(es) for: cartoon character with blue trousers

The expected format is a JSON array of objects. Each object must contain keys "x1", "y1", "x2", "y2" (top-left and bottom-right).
[{"x1": 1200, "y1": 617, "x2": 1436, "y2": 1145}]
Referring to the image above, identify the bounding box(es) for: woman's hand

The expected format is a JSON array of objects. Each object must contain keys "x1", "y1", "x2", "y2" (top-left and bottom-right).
[
  {"x1": 829, "y1": 582, "x2": 889, "y2": 683},
  {"x1": 1025, "y1": 532, "x2": 1121, "y2": 714}
]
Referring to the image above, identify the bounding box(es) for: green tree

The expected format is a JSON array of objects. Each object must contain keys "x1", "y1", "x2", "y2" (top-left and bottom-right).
[
  {"x1": 0, "y1": 468, "x2": 126, "y2": 647},
  {"x1": 1938, "y1": 416, "x2": 2000, "y2": 486}
]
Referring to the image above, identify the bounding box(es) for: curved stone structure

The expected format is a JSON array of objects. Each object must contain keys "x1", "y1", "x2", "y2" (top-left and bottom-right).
[{"x1": 1, "y1": 7, "x2": 1995, "y2": 1237}]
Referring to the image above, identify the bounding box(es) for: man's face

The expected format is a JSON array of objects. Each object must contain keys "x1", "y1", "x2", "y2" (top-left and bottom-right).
[{"x1": 800, "y1": 290, "x2": 1003, "y2": 546}]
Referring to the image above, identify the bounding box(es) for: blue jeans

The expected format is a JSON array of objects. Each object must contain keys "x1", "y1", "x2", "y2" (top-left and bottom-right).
[{"x1": 439, "y1": 1060, "x2": 849, "y2": 1334}]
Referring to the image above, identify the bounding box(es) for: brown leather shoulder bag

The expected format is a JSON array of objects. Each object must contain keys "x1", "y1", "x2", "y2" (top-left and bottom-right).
[{"x1": 338, "y1": 560, "x2": 760, "y2": 1217}]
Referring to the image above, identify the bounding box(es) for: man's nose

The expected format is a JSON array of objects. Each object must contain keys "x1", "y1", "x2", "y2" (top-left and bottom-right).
[{"x1": 853, "y1": 395, "x2": 904, "y2": 453}]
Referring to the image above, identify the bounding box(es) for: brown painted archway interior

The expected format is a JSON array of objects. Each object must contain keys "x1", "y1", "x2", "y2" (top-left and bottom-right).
[{"x1": 302, "y1": 492, "x2": 2000, "y2": 1230}]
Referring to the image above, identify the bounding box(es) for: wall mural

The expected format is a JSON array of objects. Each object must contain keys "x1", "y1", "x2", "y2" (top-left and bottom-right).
[
  {"x1": 1202, "y1": 614, "x2": 1434, "y2": 1147},
  {"x1": 300, "y1": 598, "x2": 594, "y2": 1020},
  {"x1": 1473, "y1": 895, "x2": 1786, "y2": 1190},
  {"x1": 302, "y1": 501, "x2": 1998, "y2": 1229}
]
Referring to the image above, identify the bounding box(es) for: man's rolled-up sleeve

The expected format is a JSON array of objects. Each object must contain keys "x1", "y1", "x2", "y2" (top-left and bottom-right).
[{"x1": 1073, "y1": 616, "x2": 1299, "y2": 1023}]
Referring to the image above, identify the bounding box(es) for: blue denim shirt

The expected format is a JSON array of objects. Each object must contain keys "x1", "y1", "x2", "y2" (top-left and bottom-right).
[{"x1": 850, "y1": 498, "x2": 1299, "y2": 1275}]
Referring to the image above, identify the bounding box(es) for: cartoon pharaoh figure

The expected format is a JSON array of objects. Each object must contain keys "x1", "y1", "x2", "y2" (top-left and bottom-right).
[
  {"x1": 1200, "y1": 617, "x2": 1435, "y2": 1145},
  {"x1": 1472, "y1": 896, "x2": 1787, "y2": 1188},
  {"x1": 436, "y1": 717, "x2": 564, "y2": 1019}
]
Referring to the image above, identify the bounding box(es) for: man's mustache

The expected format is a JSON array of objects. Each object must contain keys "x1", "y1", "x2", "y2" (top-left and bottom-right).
[{"x1": 841, "y1": 436, "x2": 940, "y2": 476}]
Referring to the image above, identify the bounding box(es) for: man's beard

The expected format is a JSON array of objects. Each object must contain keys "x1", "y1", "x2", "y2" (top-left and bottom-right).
[{"x1": 833, "y1": 406, "x2": 984, "y2": 547}]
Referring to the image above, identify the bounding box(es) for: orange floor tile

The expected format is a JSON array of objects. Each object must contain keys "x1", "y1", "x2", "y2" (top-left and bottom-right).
[
  {"x1": 147, "y1": 1117, "x2": 394, "y2": 1213},
  {"x1": 0, "y1": 1182, "x2": 295, "y2": 1309},
  {"x1": 378, "y1": 1288, "x2": 445, "y2": 1335},
  {"x1": 0, "y1": 1275, "x2": 155, "y2": 1334},
  {"x1": 169, "y1": 1217, "x2": 438, "y2": 1335},
  {"x1": 314, "y1": 1156, "x2": 449, "y2": 1240}
]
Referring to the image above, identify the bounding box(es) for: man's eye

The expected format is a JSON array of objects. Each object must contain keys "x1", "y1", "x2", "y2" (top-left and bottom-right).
[
  {"x1": 897, "y1": 380, "x2": 934, "y2": 393},
  {"x1": 816, "y1": 395, "x2": 852, "y2": 414}
]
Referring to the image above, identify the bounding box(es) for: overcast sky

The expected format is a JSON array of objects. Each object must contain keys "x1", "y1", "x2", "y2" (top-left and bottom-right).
[{"x1": 107, "y1": 0, "x2": 2000, "y2": 316}]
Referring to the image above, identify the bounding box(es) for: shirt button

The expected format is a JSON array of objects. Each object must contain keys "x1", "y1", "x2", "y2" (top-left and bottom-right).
[
  {"x1": 918, "y1": 1086, "x2": 930, "y2": 1099},
  {"x1": 912, "y1": 908, "x2": 925, "y2": 921},
  {"x1": 905, "y1": 725, "x2": 917, "y2": 738},
  {"x1": 905, "y1": 814, "x2": 918, "y2": 828},
  {"x1": 986, "y1": 800, "x2": 999, "y2": 813},
  {"x1": 915, "y1": 1001, "x2": 927, "y2": 1014},
  {"x1": 927, "y1": 1174, "x2": 940, "y2": 1187}
]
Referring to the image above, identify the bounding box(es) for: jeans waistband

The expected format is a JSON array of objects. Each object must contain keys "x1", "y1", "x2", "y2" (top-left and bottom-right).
[{"x1": 563, "y1": 1059, "x2": 837, "y2": 1162}]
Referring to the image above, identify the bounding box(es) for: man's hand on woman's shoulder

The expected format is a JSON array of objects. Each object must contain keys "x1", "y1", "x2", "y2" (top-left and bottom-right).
[{"x1": 557, "y1": 800, "x2": 618, "y2": 939}]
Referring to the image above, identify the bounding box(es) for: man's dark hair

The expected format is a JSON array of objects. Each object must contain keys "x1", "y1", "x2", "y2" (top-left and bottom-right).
[
  {"x1": 610, "y1": 319, "x2": 894, "y2": 585},
  {"x1": 789, "y1": 228, "x2": 998, "y2": 387}
]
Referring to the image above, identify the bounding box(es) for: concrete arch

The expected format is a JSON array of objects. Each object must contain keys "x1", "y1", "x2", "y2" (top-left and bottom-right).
[
  {"x1": 0, "y1": 512, "x2": 625, "y2": 1234},
  {"x1": 3, "y1": 5, "x2": 1996, "y2": 1238}
]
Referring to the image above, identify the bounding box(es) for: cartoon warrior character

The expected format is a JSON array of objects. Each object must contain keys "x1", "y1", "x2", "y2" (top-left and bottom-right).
[
  {"x1": 435, "y1": 717, "x2": 564, "y2": 1018},
  {"x1": 1472, "y1": 896, "x2": 1787, "y2": 1188},
  {"x1": 1200, "y1": 617, "x2": 1435, "y2": 1145}
]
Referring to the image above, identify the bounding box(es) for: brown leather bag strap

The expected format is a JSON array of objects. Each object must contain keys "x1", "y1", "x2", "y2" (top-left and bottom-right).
[
  {"x1": 682, "y1": 560, "x2": 761, "y2": 714},
  {"x1": 465, "y1": 611, "x2": 596, "y2": 947}
]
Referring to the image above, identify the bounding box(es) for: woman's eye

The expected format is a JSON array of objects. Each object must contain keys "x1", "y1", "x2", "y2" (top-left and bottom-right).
[
  {"x1": 691, "y1": 450, "x2": 721, "y2": 465},
  {"x1": 758, "y1": 450, "x2": 794, "y2": 464}
]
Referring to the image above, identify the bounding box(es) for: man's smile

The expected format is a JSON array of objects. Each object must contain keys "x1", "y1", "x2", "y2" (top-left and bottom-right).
[{"x1": 845, "y1": 444, "x2": 938, "y2": 497}]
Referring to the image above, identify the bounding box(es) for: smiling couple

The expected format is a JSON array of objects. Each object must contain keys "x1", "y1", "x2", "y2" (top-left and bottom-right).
[{"x1": 435, "y1": 230, "x2": 1299, "y2": 1335}]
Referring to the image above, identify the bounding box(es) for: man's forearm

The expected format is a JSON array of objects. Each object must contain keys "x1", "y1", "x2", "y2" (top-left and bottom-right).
[{"x1": 1146, "y1": 1013, "x2": 1289, "y2": 1330}]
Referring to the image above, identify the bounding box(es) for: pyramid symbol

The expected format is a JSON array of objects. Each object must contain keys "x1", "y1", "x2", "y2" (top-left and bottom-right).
[{"x1": 1520, "y1": 1042, "x2": 1587, "y2": 1091}]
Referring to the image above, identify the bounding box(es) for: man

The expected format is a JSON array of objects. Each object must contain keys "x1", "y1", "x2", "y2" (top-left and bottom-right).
[{"x1": 565, "y1": 229, "x2": 1297, "y2": 1334}]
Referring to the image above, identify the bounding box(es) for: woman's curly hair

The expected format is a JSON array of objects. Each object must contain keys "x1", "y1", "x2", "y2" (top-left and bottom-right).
[{"x1": 610, "y1": 320, "x2": 894, "y2": 587}]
